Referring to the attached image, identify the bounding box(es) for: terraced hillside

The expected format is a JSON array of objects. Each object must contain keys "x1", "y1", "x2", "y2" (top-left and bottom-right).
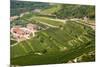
[
  {"x1": 10, "y1": 1, "x2": 95, "y2": 66},
  {"x1": 11, "y1": 18, "x2": 95, "y2": 65},
  {"x1": 40, "y1": 4, "x2": 62, "y2": 15}
]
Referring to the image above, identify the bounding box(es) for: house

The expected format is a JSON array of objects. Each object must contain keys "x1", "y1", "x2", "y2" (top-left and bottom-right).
[
  {"x1": 32, "y1": 9, "x2": 41, "y2": 13},
  {"x1": 83, "y1": 16, "x2": 88, "y2": 23},
  {"x1": 10, "y1": 16, "x2": 19, "y2": 21},
  {"x1": 27, "y1": 23, "x2": 38, "y2": 32},
  {"x1": 11, "y1": 23, "x2": 38, "y2": 42}
]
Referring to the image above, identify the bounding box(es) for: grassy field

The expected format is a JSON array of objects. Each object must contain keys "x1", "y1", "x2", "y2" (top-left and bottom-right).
[
  {"x1": 31, "y1": 17, "x2": 64, "y2": 26},
  {"x1": 40, "y1": 5, "x2": 62, "y2": 15}
]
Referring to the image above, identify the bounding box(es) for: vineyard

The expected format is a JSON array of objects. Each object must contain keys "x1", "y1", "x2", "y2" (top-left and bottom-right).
[{"x1": 10, "y1": 1, "x2": 95, "y2": 66}]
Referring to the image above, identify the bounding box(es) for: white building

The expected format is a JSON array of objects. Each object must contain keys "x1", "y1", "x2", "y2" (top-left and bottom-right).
[{"x1": 11, "y1": 23, "x2": 38, "y2": 42}]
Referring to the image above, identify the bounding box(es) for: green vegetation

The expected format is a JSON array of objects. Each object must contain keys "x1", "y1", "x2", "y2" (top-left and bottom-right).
[
  {"x1": 55, "y1": 4, "x2": 95, "y2": 19},
  {"x1": 41, "y1": 4, "x2": 95, "y2": 19},
  {"x1": 10, "y1": 1, "x2": 95, "y2": 66},
  {"x1": 10, "y1": 1, "x2": 50, "y2": 16},
  {"x1": 41, "y1": 4, "x2": 62, "y2": 15},
  {"x1": 32, "y1": 17, "x2": 64, "y2": 26},
  {"x1": 11, "y1": 20, "x2": 95, "y2": 65}
]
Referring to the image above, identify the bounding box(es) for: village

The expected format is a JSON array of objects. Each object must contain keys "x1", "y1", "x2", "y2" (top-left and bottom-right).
[{"x1": 11, "y1": 23, "x2": 38, "y2": 42}]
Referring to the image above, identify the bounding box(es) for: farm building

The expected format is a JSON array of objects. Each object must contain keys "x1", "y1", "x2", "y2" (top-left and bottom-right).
[{"x1": 11, "y1": 23, "x2": 38, "y2": 42}]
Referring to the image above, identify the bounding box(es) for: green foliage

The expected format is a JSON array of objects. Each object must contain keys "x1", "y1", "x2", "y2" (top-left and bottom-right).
[
  {"x1": 11, "y1": 21, "x2": 95, "y2": 65},
  {"x1": 41, "y1": 4, "x2": 95, "y2": 19},
  {"x1": 41, "y1": 4, "x2": 62, "y2": 15},
  {"x1": 32, "y1": 17, "x2": 64, "y2": 26},
  {"x1": 11, "y1": 19, "x2": 28, "y2": 27},
  {"x1": 54, "y1": 5, "x2": 95, "y2": 19},
  {"x1": 10, "y1": 1, "x2": 50, "y2": 16},
  {"x1": 10, "y1": 1, "x2": 95, "y2": 65}
]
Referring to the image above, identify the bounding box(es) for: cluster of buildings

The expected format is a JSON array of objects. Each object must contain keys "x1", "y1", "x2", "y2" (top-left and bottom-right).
[{"x1": 11, "y1": 23, "x2": 38, "y2": 42}]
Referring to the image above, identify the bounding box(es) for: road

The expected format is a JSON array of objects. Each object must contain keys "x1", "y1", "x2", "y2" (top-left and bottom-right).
[{"x1": 69, "y1": 19, "x2": 95, "y2": 30}]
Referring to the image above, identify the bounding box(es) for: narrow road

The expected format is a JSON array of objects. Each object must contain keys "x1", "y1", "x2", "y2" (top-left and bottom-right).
[
  {"x1": 11, "y1": 42, "x2": 19, "y2": 47},
  {"x1": 69, "y1": 19, "x2": 95, "y2": 30},
  {"x1": 40, "y1": 17, "x2": 66, "y2": 24},
  {"x1": 76, "y1": 20, "x2": 95, "y2": 30}
]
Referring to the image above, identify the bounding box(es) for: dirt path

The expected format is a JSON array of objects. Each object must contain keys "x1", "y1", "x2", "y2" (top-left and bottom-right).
[
  {"x1": 11, "y1": 42, "x2": 19, "y2": 47},
  {"x1": 40, "y1": 17, "x2": 66, "y2": 24},
  {"x1": 69, "y1": 19, "x2": 95, "y2": 30},
  {"x1": 79, "y1": 21, "x2": 95, "y2": 30}
]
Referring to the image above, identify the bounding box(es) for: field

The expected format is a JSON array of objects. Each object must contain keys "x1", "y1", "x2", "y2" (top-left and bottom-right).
[{"x1": 10, "y1": 1, "x2": 95, "y2": 66}]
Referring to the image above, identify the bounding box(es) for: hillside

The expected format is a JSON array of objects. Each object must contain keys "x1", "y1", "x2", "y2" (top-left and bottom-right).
[
  {"x1": 10, "y1": 1, "x2": 50, "y2": 16},
  {"x1": 11, "y1": 17, "x2": 95, "y2": 65},
  {"x1": 41, "y1": 4, "x2": 95, "y2": 19},
  {"x1": 10, "y1": 1, "x2": 95, "y2": 66}
]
